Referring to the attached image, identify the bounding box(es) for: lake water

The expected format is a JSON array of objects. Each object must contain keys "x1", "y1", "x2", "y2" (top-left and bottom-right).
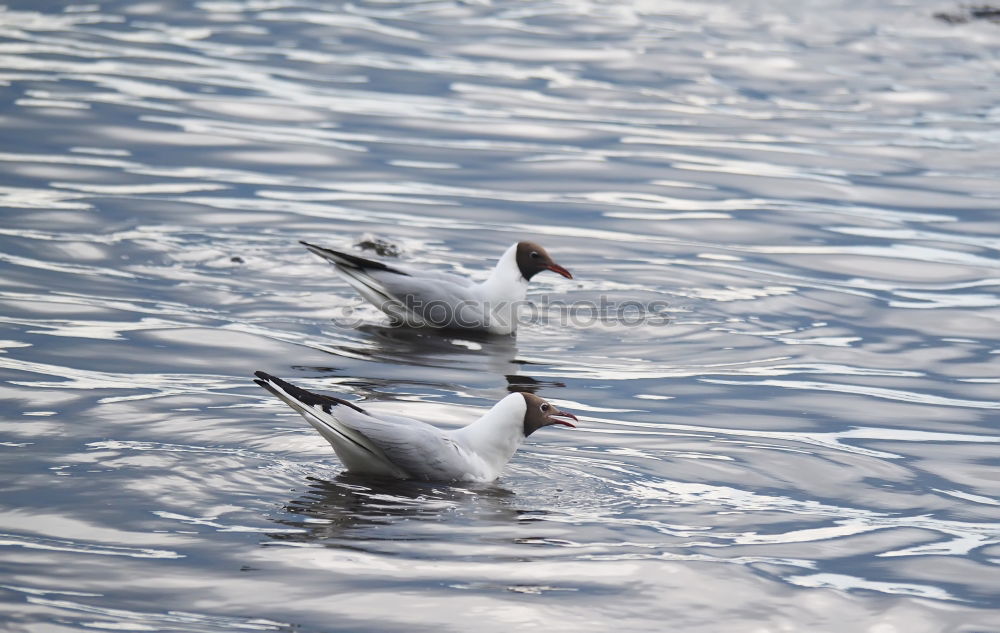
[{"x1": 1, "y1": 1, "x2": 999, "y2": 631}]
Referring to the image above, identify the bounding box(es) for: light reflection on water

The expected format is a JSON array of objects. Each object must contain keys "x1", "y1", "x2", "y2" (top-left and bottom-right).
[{"x1": 1, "y1": 0, "x2": 999, "y2": 630}]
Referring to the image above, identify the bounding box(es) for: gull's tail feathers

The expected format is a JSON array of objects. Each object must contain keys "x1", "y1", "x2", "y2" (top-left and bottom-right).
[{"x1": 253, "y1": 371, "x2": 409, "y2": 478}]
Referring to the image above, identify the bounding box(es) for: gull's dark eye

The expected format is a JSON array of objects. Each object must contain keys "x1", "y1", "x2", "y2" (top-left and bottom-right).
[
  {"x1": 530, "y1": 251, "x2": 540, "y2": 259},
  {"x1": 540, "y1": 403, "x2": 550, "y2": 412}
]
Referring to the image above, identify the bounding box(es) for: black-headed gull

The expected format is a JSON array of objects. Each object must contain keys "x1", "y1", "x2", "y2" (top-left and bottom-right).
[
  {"x1": 254, "y1": 371, "x2": 577, "y2": 482},
  {"x1": 300, "y1": 240, "x2": 572, "y2": 335}
]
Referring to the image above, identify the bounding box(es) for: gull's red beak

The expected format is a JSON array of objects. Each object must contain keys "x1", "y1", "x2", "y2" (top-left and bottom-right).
[
  {"x1": 549, "y1": 409, "x2": 578, "y2": 428},
  {"x1": 546, "y1": 263, "x2": 573, "y2": 279}
]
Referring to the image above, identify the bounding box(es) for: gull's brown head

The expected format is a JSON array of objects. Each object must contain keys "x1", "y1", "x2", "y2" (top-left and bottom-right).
[
  {"x1": 515, "y1": 241, "x2": 572, "y2": 281},
  {"x1": 520, "y1": 393, "x2": 578, "y2": 437}
]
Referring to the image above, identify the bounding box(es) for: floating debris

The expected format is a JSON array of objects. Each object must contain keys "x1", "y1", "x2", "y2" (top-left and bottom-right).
[
  {"x1": 355, "y1": 236, "x2": 401, "y2": 257},
  {"x1": 934, "y1": 4, "x2": 1000, "y2": 24}
]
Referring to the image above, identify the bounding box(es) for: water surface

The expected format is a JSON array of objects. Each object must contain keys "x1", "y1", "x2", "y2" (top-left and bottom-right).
[{"x1": 1, "y1": 1, "x2": 999, "y2": 631}]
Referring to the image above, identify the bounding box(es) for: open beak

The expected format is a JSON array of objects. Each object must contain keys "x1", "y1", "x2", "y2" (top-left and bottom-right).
[
  {"x1": 546, "y1": 262, "x2": 573, "y2": 279},
  {"x1": 548, "y1": 409, "x2": 578, "y2": 428}
]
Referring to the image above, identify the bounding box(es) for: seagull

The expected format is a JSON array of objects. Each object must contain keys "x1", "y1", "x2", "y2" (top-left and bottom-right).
[
  {"x1": 254, "y1": 371, "x2": 577, "y2": 482},
  {"x1": 300, "y1": 240, "x2": 572, "y2": 335}
]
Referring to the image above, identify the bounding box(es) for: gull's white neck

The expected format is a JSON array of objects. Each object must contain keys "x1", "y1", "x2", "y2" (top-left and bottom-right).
[
  {"x1": 479, "y1": 243, "x2": 528, "y2": 303},
  {"x1": 450, "y1": 393, "x2": 526, "y2": 480}
]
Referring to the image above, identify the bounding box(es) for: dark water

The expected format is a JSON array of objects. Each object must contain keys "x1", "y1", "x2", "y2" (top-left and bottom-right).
[{"x1": 1, "y1": 1, "x2": 999, "y2": 631}]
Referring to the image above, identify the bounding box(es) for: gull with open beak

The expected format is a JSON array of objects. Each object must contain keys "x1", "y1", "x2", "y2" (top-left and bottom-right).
[
  {"x1": 254, "y1": 371, "x2": 578, "y2": 482},
  {"x1": 300, "y1": 240, "x2": 572, "y2": 335}
]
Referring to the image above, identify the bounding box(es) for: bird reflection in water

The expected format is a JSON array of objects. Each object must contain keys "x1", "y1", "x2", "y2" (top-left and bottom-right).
[
  {"x1": 296, "y1": 322, "x2": 565, "y2": 397},
  {"x1": 332, "y1": 323, "x2": 521, "y2": 372},
  {"x1": 267, "y1": 474, "x2": 530, "y2": 547}
]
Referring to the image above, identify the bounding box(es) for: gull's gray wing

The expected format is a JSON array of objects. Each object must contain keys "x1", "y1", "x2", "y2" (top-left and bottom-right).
[
  {"x1": 301, "y1": 241, "x2": 483, "y2": 325},
  {"x1": 333, "y1": 407, "x2": 474, "y2": 481}
]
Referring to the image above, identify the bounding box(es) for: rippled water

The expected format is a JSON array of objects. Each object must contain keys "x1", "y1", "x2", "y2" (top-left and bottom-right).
[{"x1": 2, "y1": 0, "x2": 999, "y2": 630}]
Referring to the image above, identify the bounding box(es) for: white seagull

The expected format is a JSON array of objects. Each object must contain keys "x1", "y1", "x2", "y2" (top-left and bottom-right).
[
  {"x1": 300, "y1": 240, "x2": 572, "y2": 335},
  {"x1": 254, "y1": 371, "x2": 577, "y2": 482}
]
